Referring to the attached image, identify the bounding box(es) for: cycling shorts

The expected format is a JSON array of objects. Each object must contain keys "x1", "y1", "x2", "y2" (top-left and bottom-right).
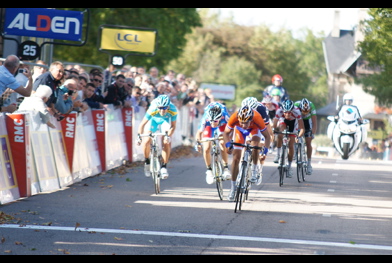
[{"x1": 232, "y1": 126, "x2": 261, "y2": 150}]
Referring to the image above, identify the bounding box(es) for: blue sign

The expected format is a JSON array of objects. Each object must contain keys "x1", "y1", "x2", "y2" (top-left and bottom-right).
[{"x1": 4, "y1": 8, "x2": 84, "y2": 42}]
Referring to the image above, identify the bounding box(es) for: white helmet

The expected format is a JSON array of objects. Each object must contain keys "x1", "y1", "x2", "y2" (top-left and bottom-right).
[{"x1": 343, "y1": 93, "x2": 353, "y2": 103}]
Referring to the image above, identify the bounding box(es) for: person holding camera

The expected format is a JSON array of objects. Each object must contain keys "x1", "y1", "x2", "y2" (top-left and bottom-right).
[
  {"x1": 55, "y1": 78, "x2": 79, "y2": 114},
  {"x1": 0, "y1": 55, "x2": 33, "y2": 113}
]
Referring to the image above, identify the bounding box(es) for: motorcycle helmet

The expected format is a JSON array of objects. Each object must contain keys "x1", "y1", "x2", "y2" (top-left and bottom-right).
[
  {"x1": 238, "y1": 105, "x2": 254, "y2": 122},
  {"x1": 270, "y1": 88, "x2": 282, "y2": 98},
  {"x1": 241, "y1": 97, "x2": 258, "y2": 110},
  {"x1": 343, "y1": 93, "x2": 353, "y2": 105},
  {"x1": 281, "y1": 100, "x2": 294, "y2": 112}
]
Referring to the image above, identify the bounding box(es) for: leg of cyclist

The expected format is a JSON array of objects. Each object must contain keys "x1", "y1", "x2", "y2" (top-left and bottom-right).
[
  {"x1": 284, "y1": 119, "x2": 297, "y2": 178},
  {"x1": 160, "y1": 120, "x2": 176, "y2": 179},
  {"x1": 218, "y1": 123, "x2": 231, "y2": 180},
  {"x1": 249, "y1": 131, "x2": 261, "y2": 183},
  {"x1": 305, "y1": 133, "x2": 313, "y2": 174},
  {"x1": 273, "y1": 117, "x2": 284, "y2": 163},
  {"x1": 139, "y1": 118, "x2": 154, "y2": 177}
]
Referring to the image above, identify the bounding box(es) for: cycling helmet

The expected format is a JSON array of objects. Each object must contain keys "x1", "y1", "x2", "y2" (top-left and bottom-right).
[
  {"x1": 281, "y1": 100, "x2": 294, "y2": 112},
  {"x1": 237, "y1": 105, "x2": 254, "y2": 122},
  {"x1": 271, "y1": 74, "x2": 283, "y2": 83},
  {"x1": 262, "y1": 95, "x2": 273, "y2": 103},
  {"x1": 300, "y1": 98, "x2": 311, "y2": 113},
  {"x1": 270, "y1": 88, "x2": 282, "y2": 97},
  {"x1": 155, "y1": 95, "x2": 170, "y2": 107},
  {"x1": 207, "y1": 105, "x2": 222, "y2": 121},
  {"x1": 241, "y1": 97, "x2": 258, "y2": 110}
]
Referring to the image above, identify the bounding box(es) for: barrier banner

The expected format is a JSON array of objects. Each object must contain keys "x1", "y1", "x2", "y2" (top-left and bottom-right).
[
  {"x1": 0, "y1": 115, "x2": 20, "y2": 204},
  {"x1": 92, "y1": 109, "x2": 106, "y2": 171},
  {"x1": 4, "y1": 113, "x2": 30, "y2": 197},
  {"x1": 105, "y1": 106, "x2": 127, "y2": 170},
  {"x1": 122, "y1": 107, "x2": 133, "y2": 161},
  {"x1": 60, "y1": 113, "x2": 77, "y2": 172}
]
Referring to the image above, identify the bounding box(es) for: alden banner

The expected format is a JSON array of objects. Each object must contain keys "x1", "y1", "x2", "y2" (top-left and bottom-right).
[
  {"x1": 4, "y1": 8, "x2": 84, "y2": 41},
  {"x1": 100, "y1": 26, "x2": 157, "y2": 55}
]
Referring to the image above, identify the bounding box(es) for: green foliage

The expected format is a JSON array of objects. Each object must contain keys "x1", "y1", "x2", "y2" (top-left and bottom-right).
[
  {"x1": 168, "y1": 9, "x2": 328, "y2": 108},
  {"x1": 357, "y1": 8, "x2": 392, "y2": 106},
  {"x1": 53, "y1": 8, "x2": 201, "y2": 71}
]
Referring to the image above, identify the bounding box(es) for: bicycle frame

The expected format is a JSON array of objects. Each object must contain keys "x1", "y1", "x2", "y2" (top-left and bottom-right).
[
  {"x1": 200, "y1": 134, "x2": 224, "y2": 200},
  {"x1": 140, "y1": 132, "x2": 167, "y2": 194},
  {"x1": 230, "y1": 142, "x2": 262, "y2": 213},
  {"x1": 275, "y1": 129, "x2": 297, "y2": 187}
]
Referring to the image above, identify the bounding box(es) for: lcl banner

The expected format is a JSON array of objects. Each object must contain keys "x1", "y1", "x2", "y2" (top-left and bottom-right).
[
  {"x1": 4, "y1": 8, "x2": 83, "y2": 41},
  {"x1": 100, "y1": 25, "x2": 157, "y2": 55}
]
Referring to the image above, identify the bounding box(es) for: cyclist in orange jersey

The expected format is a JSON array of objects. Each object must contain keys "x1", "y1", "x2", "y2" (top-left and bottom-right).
[{"x1": 223, "y1": 105, "x2": 271, "y2": 201}]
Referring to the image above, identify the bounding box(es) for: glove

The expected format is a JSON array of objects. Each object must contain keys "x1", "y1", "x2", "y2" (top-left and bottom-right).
[
  {"x1": 225, "y1": 141, "x2": 233, "y2": 149},
  {"x1": 136, "y1": 134, "x2": 142, "y2": 146}
]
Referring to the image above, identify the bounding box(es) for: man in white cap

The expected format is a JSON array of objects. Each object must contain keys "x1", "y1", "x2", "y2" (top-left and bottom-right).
[{"x1": 17, "y1": 85, "x2": 56, "y2": 128}]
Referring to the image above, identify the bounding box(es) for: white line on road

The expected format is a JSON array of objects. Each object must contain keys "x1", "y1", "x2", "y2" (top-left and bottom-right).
[{"x1": 1, "y1": 224, "x2": 392, "y2": 252}]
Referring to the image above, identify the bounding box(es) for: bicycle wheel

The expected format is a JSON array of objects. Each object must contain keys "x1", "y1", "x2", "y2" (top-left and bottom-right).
[
  {"x1": 296, "y1": 143, "x2": 303, "y2": 183},
  {"x1": 234, "y1": 161, "x2": 247, "y2": 213},
  {"x1": 212, "y1": 154, "x2": 224, "y2": 200},
  {"x1": 151, "y1": 150, "x2": 161, "y2": 194},
  {"x1": 279, "y1": 146, "x2": 286, "y2": 187},
  {"x1": 302, "y1": 145, "x2": 307, "y2": 181}
]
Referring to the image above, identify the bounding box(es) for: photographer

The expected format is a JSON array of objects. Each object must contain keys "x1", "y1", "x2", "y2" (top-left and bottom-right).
[
  {"x1": 55, "y1": 79, "x2": 78, "y2": 114},
  {"x1": 0, "y1": 55, "x2": 33, "y2": 113}
]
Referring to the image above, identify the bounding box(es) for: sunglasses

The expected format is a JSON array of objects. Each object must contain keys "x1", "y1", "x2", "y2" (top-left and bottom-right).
[
  {"x1": 211, "y1": 120, "x2": 220, "y2": 123},
  {"x1": 158, "y1": 106, "x2": 168, "y2": 110},
  {"x1": 94, "y1": 79, "x2": 102, "y2": 83}
]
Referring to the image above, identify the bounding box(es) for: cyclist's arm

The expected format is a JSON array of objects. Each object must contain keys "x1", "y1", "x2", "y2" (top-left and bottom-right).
[
  {"x1": 167, "y1": 120, "x2": 177, "y2": 137},
  {"x1": 311, "y1": 114, "x2": 317, "y2": 135},
  {"x1": 298, "y1": 118, "x2": 305, "y2": 138},
  {"x1": 138, "y1": 116, "x2": 149, "y2": 134}
]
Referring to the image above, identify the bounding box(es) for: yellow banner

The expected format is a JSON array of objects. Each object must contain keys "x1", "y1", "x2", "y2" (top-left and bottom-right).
[{"x1": 100, "y1": 28, "x2": 156, "y2": 54}]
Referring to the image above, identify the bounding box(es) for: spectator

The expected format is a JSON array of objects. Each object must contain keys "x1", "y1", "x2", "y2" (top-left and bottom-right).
[
  {"x1": 137, "y1": 66, "x2": 145, "y2": 75},
  {"x1": 33, "y1": 60, "x2": 65, "y2": 120},
  {"x1": 55, "y1": 79, "x2": 78, "y2": 114},
  {"x1": 82, "y1": 82, "x2": 105, "y2": 109},
  {"x1": 152, "y1": 82, "x2": 166, "y2": 99},
  {"x1": 32, "y1": 60, "x2": 47, "y2": 82},
  {"x1": 104, "y1": 74, "x2": 126, "y2": 108},
  {"x1": 2, "y1": 63, "x2": 31, "y2": 110},
  {"x1": 17, "y1": 84, "x2": 56, "y2": 129},
  {"x1": 0, "y1": 55, "x2": 33, "y2": 113},
  {"x1": 90, "y1": 72, "x2": 104, "y2": 103},
  {"x1": 148, "y1": 66, "x2": 159, "y2": 85}
]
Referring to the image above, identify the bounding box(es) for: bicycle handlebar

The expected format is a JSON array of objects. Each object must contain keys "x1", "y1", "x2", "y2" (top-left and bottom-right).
[
  {"x1": 230, "y1": 142, "x2": 263, "y2": 150},
  {"x1": 199, "y1": 135, "x2": 223, "y2": 143},
  {"x1": 273, "y1": 130, "x2": 298, "y2": 136},
  {"x1": 139, "y1": 132, "x2": 168, "y2": 138}
]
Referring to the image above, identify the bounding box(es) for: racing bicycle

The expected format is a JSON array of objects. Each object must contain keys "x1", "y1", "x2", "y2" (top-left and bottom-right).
[
  {"x1": 230, "y1": 141, "x2": 263, "y2": 213},
  {"x1": 274, "y1": 129, "x2": 297, "y2": 187},
  {"x1": 200, "y1": 134, "x2": 225, "y2": 200},
  {"x1": 295, "y1": 136, "x2": 307, "y2": 183},
  {"x1": 139, "y1": 131, "x2": 168, "y2": 195}
]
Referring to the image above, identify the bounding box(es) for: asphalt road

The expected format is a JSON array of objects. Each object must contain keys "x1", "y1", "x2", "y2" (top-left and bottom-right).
[{"x1": 1, "y1": 151, "x2": 392, "y2": 255}]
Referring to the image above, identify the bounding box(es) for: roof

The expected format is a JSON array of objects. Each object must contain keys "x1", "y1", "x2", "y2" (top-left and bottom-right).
[
  {"x1": 317, "y1": 101, "x2": 338, "y2": 116},
  {"x1": 323, "y1": 30, "x2": 360, "y2": 75}
]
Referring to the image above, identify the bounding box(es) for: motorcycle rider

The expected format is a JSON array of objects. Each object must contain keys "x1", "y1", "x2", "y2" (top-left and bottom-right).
[
  {"x1": 335, "y1": 93, "x2": 363, "y2": 124},
  {"x1": 263, "y1": 74, "x2": 289, "y2": 101}
]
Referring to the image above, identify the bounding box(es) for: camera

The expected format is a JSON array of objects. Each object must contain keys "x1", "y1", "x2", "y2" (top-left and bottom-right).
[{"x1": 18, "y1": 69, "x2": 26, "y2": 74}]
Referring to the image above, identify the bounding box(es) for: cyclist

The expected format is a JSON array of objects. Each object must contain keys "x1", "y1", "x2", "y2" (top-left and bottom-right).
[
  {"x1": 261, "y1": 94, "x2": 281, "y2": 153},
  {"x1": 241, "y1": 97, "x2": 271, "y2": 184},
  {"x1": 195, "y1": 102, "x2": 231, "y2": 184},
  {"x1": 272, "y1": 100, "x2": 305, "y2": 178},
  {"x1": 223, "y1": 105, "x2": 270, "y2": 202},
  {"x1": 294, "y1": 98, "x2": 317, "y2": 174},
  {"x1": 137, "y1": 95, "x2": 178, "y2": 179},
  {"x1": 263, "y1": 74, "x2": 289, "y2": 101}
]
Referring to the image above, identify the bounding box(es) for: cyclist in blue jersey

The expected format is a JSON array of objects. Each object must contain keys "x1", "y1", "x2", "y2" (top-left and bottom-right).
[
  {"x1": 195, "y1": 102, "x2": 231, "y2": 184},
  {"x1": 137, "y1": 95, "x2": 178, "y2": 179}
]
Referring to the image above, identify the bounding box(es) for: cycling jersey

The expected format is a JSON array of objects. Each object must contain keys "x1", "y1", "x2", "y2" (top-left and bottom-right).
[
  {"x1": 145, "y1": 101, "x2": 178, "y2": 132},
  {"x1": 227, "y1": 110, "x2": 267, "y2": 132}
]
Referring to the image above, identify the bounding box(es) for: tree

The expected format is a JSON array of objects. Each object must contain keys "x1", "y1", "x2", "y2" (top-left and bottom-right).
[
  {"x1": 357, "y1": 8, "x2": 392, "y2": 106},
  {"x1": 53, "y1": 8, "x2": 201, "y2": 71}
]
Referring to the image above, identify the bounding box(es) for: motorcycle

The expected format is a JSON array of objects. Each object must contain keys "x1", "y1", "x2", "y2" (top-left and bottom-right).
[{"x1": 327, "y1": 105, "x2": 369, "y2": 160}]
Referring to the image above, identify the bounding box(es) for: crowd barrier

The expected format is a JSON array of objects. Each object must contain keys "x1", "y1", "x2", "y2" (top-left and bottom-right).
[{"x1": 0, "y1": 104, "x2": 203, "y2": 205}]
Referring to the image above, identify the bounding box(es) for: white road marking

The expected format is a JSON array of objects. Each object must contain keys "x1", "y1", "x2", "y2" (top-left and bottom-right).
[{"x1": 1, "y1": 224, "x2": 392, "y2": 251}]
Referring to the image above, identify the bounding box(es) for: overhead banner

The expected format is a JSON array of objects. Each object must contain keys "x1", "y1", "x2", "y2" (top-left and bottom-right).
[
  {"x1": 4, "y1": 8, "x2": 84, "y2": 41},
  {"x1": 100, "y1": 26, "x2": 157, "y2": 55}
]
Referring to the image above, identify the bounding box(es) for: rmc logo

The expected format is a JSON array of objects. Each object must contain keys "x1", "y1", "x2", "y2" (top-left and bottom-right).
[{"x1": 5, "y1": 8, "x2": 83, "y2": 42}]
